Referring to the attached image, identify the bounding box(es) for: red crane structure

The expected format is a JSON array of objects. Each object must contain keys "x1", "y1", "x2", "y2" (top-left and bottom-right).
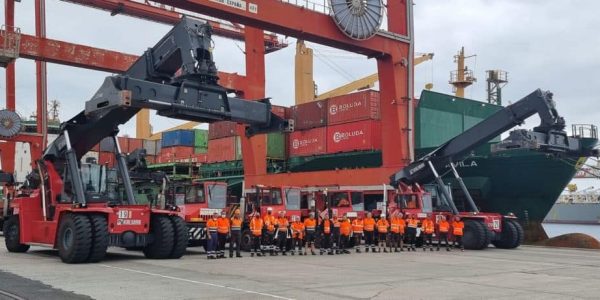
[{"x1": 1, "y1": 0, "x2": 414, "y2": 189}]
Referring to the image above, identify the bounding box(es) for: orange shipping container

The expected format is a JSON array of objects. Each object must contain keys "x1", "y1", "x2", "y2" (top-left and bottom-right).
[
  {"x1": 207, "y1": 136, "x2": 239, "y2": 163},
  {"x1": 128, "y1": 138, "x2": 144, "y2": 152},
  {"x1": 288, "y1": 127, "x2": 327, "y2": 157},
  {"x1": 117, "y1": 136, "x2": 130, "y2": 153},
  {"x1": 161, "y1": 146, "x2": 195, "y2": 160},
  {"x1": 326, "y1": 120, "x2": 382, "y2": 154},
  {"x1": 327, "y1": 90, "x2": 380, "y2": 125},
  {"x1": 98, "y1": 152, "x2": 115, "y2": 168}
]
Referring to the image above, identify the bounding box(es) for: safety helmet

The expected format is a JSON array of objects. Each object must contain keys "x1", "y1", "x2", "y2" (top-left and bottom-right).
[
  {"x1": 279, "y1": 210, "x2": 285, "y2": 215},
  {"x1": 267, "y1": 207, "x2": 273, "y2": 211},
  {"x1": 309, "y1": 212, "x2": 315, "y2": 217}
]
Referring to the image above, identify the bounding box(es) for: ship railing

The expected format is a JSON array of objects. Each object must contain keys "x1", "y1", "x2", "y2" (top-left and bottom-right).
[
  {"x1": 571, "y1": 124, "x2": 598, "y2": 139},
  {"x1": 279, "y1": 0, "x2": 331, "y2": 15}
]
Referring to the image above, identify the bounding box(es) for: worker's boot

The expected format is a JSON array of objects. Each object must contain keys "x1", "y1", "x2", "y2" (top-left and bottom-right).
[
  {"x1": 395, "y1": 247, "x2": 399, "y2": 253},
  {"x1": 237, "y1": 253, "x2": 243, "y2": 258},
  {"x1": 251, "y1": 252, "x2": 255, "y2": 257},
  {"x1": 430, "y1": 247, "x2": 434, "y2": 251},
  {"x1": 229, "y1": 253, "x2": 233, "y2": 258}
]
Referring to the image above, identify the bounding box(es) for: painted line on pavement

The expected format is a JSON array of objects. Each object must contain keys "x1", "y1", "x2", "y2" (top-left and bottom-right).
[{"x1": 99, "y1": 264, "x2": 294, "y2": 300}]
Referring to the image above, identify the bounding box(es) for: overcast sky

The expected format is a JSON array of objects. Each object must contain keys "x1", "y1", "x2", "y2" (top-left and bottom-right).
[{"x1": 1, "y1": 0, "x2": 599, "y2": 136}]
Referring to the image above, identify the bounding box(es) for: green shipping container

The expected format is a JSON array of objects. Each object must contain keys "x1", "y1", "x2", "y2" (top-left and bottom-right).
[
  {"x1": 415, "y1": 90, "x2": 503, "y2": 149},
  {"x1": 194, "y1": 129, "x2": 208, "y2": 154},
  {"x1": 266, "y1": 133, "x2": 285, "y2": 159}
]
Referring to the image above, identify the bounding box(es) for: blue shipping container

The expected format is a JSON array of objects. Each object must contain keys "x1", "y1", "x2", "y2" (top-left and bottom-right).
[{"x1": 161, "y1": 129, "x2": 195, "y2": 147}]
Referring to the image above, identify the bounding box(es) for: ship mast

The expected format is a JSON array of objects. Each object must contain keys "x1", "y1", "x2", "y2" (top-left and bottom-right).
[{"x1": 449, "y1": 47, "x2": 477, "y2": 98}]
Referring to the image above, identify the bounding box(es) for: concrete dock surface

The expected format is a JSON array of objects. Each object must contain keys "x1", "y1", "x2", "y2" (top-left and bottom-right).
[{"x1": 1, "y1": 239, "x2": 599, "y2": 300}]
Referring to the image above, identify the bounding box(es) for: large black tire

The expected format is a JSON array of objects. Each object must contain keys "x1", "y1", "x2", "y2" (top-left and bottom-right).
[
  {"x1": 143, "y1": 215, "x2": 174, "y2": 259},
  {"x1": 505, "y1": 219, "x2": 524, "y2": 249},
  {"x1": 3, "y1": 216, "x2": 30, "y2": 253},
  {"x1": 492, "y1": 219, "x2": 519, "y2": 249},
  {"x1": 463, "y1": 219, "x2": 487, "y2": 250},
  {"x1": 87, "y1": 214, "x2": 109, "y2": 263},
  {"x1": 57, "y1": 214, "x2": 92, "y2": 264},
  {"x1": 241, "y1": 229, "x2": 252, "y2": 252},
  {"x1": 481, "y1": 223, "x2": 493, "y2": 250},
  {"x1": 169, "y1": 216, "x2": 188, "y2": 259}
]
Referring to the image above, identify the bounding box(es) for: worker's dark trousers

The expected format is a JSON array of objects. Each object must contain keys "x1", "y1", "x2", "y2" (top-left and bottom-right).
[
  {"x1": 364, "y1": 231, "x2": 375, "y2": 252},
  {"x1": 353, "y1": 233, "x2": 362, "y2": 251},
  {"x1": 262, "y1": 231, "x2": 275, "y2": 254},
  {"x1": 437, "y1": 232, "x2": 449, "y2": 250},
  {"x1": 229, "y1": 230, "x2": 241, "y2": 257},
  {"x1": 320, "y1": 233, "x2": 331, "y2": 254},
  {"x1": 391, "y1": 233, "x2": 400, "y2": 250},
  {"x1": 207, "y1": 232, "x2": 218, "y2": 258},
  {"x1": 406, "y1": 227, "x2": 417, "y2": 249},
  {"x1": 277, "y1": 231, "x2": 287, "y2": 254},
  {"x1": 217, "y1": 233, "x2": 228, "y2": 257},
  {"x1": 293, "y1": 237, "x2": 303, "y2": 254},
  {"x1": 340, "y1": 235, "x2": 350, "y2": 252},
  {"x1": 332, "y1": 228, "x2": 340, "y2": 253},
  {"x1": 422, "y1": 233, "x2": 433, "y2": 250},
  {"x1": 378, "y1": 233, "x2": 388, "y2": 251},
  {"x1": 453, "y1": 235, "x2": 464, "y2": 250},
  {"x1": 251, "y1": 235, "x2": 261, "y2": 255}
]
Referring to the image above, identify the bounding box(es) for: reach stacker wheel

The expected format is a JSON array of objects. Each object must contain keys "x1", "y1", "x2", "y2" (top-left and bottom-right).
[
  {"x1": 58, "y1": 214, "x2": 93, "y2": 264},
  {"x1": 169, "y1": 216, "x2": 188, "y2": 259},
  {"x1": 3, "y1": 216, "x2": 30, "y2": 253},
  {"x1": 143, "y1": 215, "x2": 175, "y2": 259},
  {"x1": 492, "y1": 219, "x2": 523, "y2": 249},
  {"x1": 463, "y1": 219, "x2": 487, "y2": 250}
]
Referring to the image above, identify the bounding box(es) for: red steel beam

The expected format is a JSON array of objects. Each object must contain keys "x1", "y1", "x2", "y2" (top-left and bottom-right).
[
  {"x1": 4, "y1": 0, "x2": 16, "y2": 111},
  {"x1": 2, "y1": 32, "x2": 246, "y2": 92},
  {"x1": 62, "y1": 0, "x2": 286, "y2": 52},
  {"x1": 152, "y1": 0, "x2": 405, "y2": 56}
]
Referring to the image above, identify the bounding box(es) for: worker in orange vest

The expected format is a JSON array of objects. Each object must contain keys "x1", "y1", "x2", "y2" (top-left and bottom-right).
[
  {"x1": 275, "y1": 210, "x2": 289, "y2": 255},
  {"x1": 406, "y1": 213, "x2": 419, "y2": 251},
  {"x1": 263, "y1": 207, "x2": 277, "y2": 256},
  {"x1": 363, "y1": 212, "x2": 376, "y2": 252},
  {"x1": 304, "y1": 212, "x2": 317, "y2": 255},
  {"x1": 217, "y1": 211, "x2": 230, "y2": 258},
  {"x1": 421, "y1": 216, "x2": 435, "y2": 251},
  {"x1": 206, "y1": 212, "x2": 219, "y2": 259},
  {"x1": 339, "y1": 214, "x2": 352, "y2": 254},
  {"x1": 351, "y1": 214, "x2": 364, "y2": 253},
  {"x1": 390, "y1": 212, "x2": 405, "y2": 252},
  {"x1": 229, "y1": 209, "x2": 243, "y2": 258},
  {"x1": 437, "y1": 215, "x2": 451, "y2": 251},
  {"x1": 452, "y1": 215, "x2": 465, "y2": 251},
  {"x1": 376, "y1": 215, "x2": 390, "y2": 253},
  {"x1": 331, "y1": 211, "x2": 341, "y2": 254},
  {"x1": 320, "y1": 212, "x2": 333, "y2": 255},
  {"x1": 290, "y1": 215, "x2": 305, "y2": 255},
  {"x1": 249, "y1": 212, "x2": 264, "y2": 257}
]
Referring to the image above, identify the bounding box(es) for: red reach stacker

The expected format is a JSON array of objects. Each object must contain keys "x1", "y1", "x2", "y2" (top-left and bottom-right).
[{"x1": 1, "y1": 17, "x2": 290, "y2": 263}]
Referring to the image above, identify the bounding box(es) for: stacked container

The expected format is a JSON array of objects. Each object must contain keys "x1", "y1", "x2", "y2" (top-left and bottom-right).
[{"x1": 158, "y1": 129, "x2": 196, "y2": 163}]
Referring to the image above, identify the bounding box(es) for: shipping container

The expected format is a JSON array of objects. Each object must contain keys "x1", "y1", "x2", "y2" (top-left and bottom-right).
[
  {"x1": 326, "y1": 120, "x2": 382, "y2": 154},
  {"x1": 129, "y1": 138, "x2": 144, "y2": 152},
  {"x1": 160, "y1": 146, "x2": 195, "y2": 159},
  {"x1": 291, "y1": 100, "x2": 328, "y2": 130},
  {"x1": 118, "y1": 136, "x2": 130, "y2": 153},
  {"x1": 208, "y1": 121, "x2": 237, "y2": 140},
  {"x1": 271, "y1": 105, "x2": 288, "y2": 119},
  {"x1": 143, "y1": 139, "x2": 158, "y2": 155},
  {"x1": 327, "y1": 90, "x2": 380, "y2": 125},
  {"x1": 98, "y1": 152, "x2": 115, "y2": 168},
  {"x1": 194, "y1": 129, "x2": 209, "y2": 153},
  {"x1": 174, "y1": 153, "x2": 208, "y2": 164},
  {"x1": 288, "y1": 127, "x2": 327, "y2": 157},
  {"x1": 145, "y1": 155, "x2": 157, "y2": 165},
  {"x1": 207, "y1": 136, "x2": 241, "y2": 163},
  {"x1": 266, "y1": 133, "x2": 286, "y2": 159},
  {"x1": 162, "y1": 129, "x2": 195, "y2": 147}
]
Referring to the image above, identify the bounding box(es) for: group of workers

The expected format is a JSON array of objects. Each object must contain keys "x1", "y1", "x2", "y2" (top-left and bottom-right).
[{"x1": 205, "y1": 207, "x2": 466, "y2": 259}]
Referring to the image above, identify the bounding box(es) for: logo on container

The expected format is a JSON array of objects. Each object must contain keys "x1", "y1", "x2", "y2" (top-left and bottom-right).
[
  {"x1": 333, "y1": 130, "x2": 364, "y2": 143},
  {"x1": 292, "y1": 138, "x2": 318, "y2": 149},
  {"x1": 329, "y1": 101, "x2": 362, "y2": 115}
]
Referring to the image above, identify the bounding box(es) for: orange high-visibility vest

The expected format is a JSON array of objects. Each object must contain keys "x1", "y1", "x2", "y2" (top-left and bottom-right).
[
  {"x1": 340, "y1": 220, "x2": 352, "y2": 236},
  {"x1": 207, "y1": 218, "x2": 218, "y2": 233},
  {"x1": 333, "y1": 218, "x2": 341, "y2": 228},
  {"x1": 231, "y1": 217, "x2": 243, "y2": 231},
  {"x1": 352, "y1": 219, "x2": 364, "y2": 234},
  {"x1": 264, "y1": 215, "x2": 276, "y2": 232},
  {"x1": 304, "y1": 218, "x2": 317, "y2": 232},
  {"x1": 291, "y1": 221, "x2": 304, "y2": 239},
  {"x1": 217, "y1": 217, "x2": 230, "y2": 234},
  {"x1": 390, "y1": 217, "x2": 401, "y2": 233},
  {"x1": 323, "y1": 219, "x2": 331, "y2": 234},
  {"x1": 377, "y1": 219, "x2": 389, "y2": 233},
  {"x1": 422, "y1": 219, "x2": 434, "y2": 234},
  {"x1": 277, "y1": 217, "x2": 289, "y2": 232},
  {"x1": 250, "y1": 217, "x2": 263, "y2": 236},
  {"x1": 363, "y1": 217, "x2": 376, "y2": 232},
  {"x1": 398, "y1": 219, "x2": 406, "y2": 234},
  {"x1": 452, "y1": 221, "x2": 464, "y2": 236},
  {"x1": 407, "y1": 218, "x2": 418, "y2": 228},
  {"x1": 438, "y1": 220, "x2": 450, "y2": 233}
]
